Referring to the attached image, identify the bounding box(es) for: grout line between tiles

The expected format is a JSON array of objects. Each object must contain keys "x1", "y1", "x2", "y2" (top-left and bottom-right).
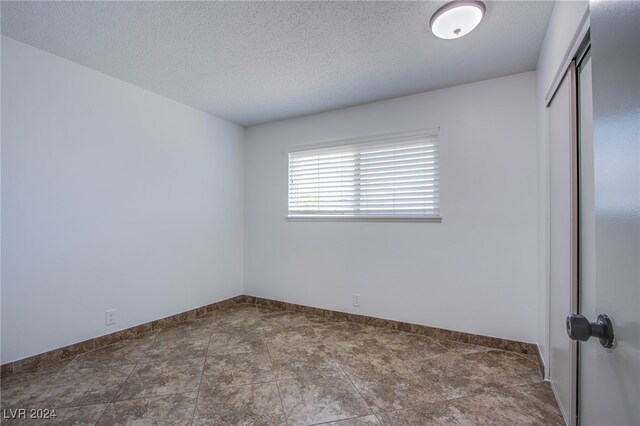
[
  {"x1": 82, "y1": 390, "x2": 198, "y2": 406},
  {"x1": 188, "y1": 315, "x2": 216, "y2": 426},
  {"x1": 374, "y1": 412, "x2": 384, "y2": 425},
  {"x1": 263, "y1": 327, "x2": 290, "y2": 426},
  {"x1": 92, "y1": 333, "x2": 157, "y2": 423},
  {"x1": 334, "y1": 361, "x2": 376, "y2": 418},
  {"x1": 93, "y1": 361, "x2": 139, "y2": 425},
  {"x1": 312, "y1": 322, "x2": 377, "y2": 420}
]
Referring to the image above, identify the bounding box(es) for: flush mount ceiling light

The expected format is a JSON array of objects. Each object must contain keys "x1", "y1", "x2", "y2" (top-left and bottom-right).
[{"x1": 430, "y1": 1, "x2": 486, "y2": 40}]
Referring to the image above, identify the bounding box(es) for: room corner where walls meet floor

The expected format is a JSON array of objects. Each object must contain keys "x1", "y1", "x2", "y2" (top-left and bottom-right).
[
  {"x1": 0, "y1": 295, "x2": 542, "y2": 381},
  {"x1": 0, "y1": 300, "x2": 561, "y2": 425}
]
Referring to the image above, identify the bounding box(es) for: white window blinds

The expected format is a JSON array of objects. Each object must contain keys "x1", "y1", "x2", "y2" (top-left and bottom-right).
[{"x1": 288, "y1": 132, "x2": 439, "y2": 219}]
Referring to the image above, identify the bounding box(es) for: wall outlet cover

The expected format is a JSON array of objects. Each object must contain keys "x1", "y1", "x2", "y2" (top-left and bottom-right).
[
  {"x1": 105, "y1": 309, "x2": 117, "y2": 326},
  {"x1": 353, "y1": 294, "x2": 361, "y2": 307}
]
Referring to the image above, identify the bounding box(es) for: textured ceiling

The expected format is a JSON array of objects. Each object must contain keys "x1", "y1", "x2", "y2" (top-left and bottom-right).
[{"x1": 1, "y1": 1, "x2": 554, "y2": 126}]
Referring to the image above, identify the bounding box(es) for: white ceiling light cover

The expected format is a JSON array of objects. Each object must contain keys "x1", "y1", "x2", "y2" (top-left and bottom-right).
[{"x1": 430, "y1": 1, "x2": 486, "y2": 40}]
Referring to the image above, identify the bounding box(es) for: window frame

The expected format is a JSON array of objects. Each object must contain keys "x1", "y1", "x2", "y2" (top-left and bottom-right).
[{"x1": 285, "y1": 128, "x2": 442, "y2": 223}]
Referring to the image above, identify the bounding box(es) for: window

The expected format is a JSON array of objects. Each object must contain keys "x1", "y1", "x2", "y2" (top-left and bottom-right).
[{"x1": 287, "y1": 130, "x2": 440, "y2": 221}]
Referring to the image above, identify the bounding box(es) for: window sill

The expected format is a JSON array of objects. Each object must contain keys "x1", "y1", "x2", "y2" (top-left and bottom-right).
[{"x1": 285, "y1": 216, "x2": 442, "y2": 223}]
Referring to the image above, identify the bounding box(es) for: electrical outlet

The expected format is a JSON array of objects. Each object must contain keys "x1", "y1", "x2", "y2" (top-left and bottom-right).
[
  {"x1": 353, "y1": 294, "x2": 360, "y2": 307},
  {"x1": 105, "y1": 309, "x2": 117, "y2": 326}
]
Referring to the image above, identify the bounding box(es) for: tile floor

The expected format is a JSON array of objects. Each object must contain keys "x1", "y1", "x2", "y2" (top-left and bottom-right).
[{"x1": 0, "y1": 304, "x2": 564, "y2": 425}]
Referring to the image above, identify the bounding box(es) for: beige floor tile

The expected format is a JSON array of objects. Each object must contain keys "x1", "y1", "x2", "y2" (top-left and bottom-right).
[
  {"x1": 264, "y1": 325, "x2": 324, "y2": 346},
  {"x1": 349, "y1": 374, "x2": 445, "y2": 414},
  {"x1": 327, "y1": 339, "x2": 409, "y2": 379},
  {"x1": 365, "y1": 329, "x2": 449, "y2": 361},
  {"x1": 46, "y1": 365, "x2": 135, "y2": 408},
  {"x1": 178, "y1": 315, "x2": 218, "y2": 332},
  {"x1": 514, "y1": 381, "x2": 564, "y2": 419},
  {"x1": 258, "y1": 311, "x2": 313, "y2": 334},
  {"x1": 451, "y1": 387, "x2": 565, "y2": 425},
  {"x1": 208, "y1": 329, "x2": 266, "y2": 355},
  {"x1": 1, "y1": 372, "x2": 61, "y2": 409},
  {"x1": 268, "y1": 343, "x2": 344, "y2": 380},
  {"x1": 115, "y1": 358, "x2": 204, "y2": 400},
  {"x1": 193, "y1": 382, "x2": 285, "y2": 425},
  {"x1": 97, "y1": 393, "x2": 197, "y2": 425},
  {"x1": 411, "y1": 349, "x2": 540, "y2": 400},
  {"x1": 200, "y1": 351, "x2": 275, "y2": 390},
  {"x1": 212, "y1": 307, "x2": 262, "y2": 330},
  {"x1": 462, "y1": 350, "x2": 543, "y2": 387},
  {"x1": 376, "y1": 402, "x2": 476, "y2": 425},
  {"x1": 278, "y1": 376, "x2": 372, "y2": 425},
  {"x1": 139, "y1": 329, "x2": 210, "y2": 363},
  {"x1": 65, "y1": 338, "x2": 152, "y2": 370}
]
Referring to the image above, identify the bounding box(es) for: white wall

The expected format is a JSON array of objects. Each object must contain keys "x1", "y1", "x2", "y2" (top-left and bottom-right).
[
  {"x1": 535, "y1": 0, "x2": 589, "y2": 374},
  {"x1": 1, "y1": 37, "x2": 244, "y2": 363},
  {"x1": 245, "y1": 72, "x2": 539, "y2": 343}
]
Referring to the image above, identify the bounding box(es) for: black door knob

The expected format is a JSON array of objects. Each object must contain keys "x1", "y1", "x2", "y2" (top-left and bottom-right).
[{"x1": 566, "y1": 314, "x2": 614, "y2": 348}]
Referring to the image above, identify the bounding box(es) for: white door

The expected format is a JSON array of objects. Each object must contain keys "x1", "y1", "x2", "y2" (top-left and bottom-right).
[
  {"x1": 573, "y1": 1, "x2": 640, "y2": 425},
  {"x1": 547, "y1": 63, "x2": 578, "y2": 426}
]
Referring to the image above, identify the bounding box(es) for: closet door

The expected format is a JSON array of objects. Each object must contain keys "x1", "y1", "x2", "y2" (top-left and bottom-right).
[{"x1": 547, "y1": 62, "x2": 578, "y2": 426}]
